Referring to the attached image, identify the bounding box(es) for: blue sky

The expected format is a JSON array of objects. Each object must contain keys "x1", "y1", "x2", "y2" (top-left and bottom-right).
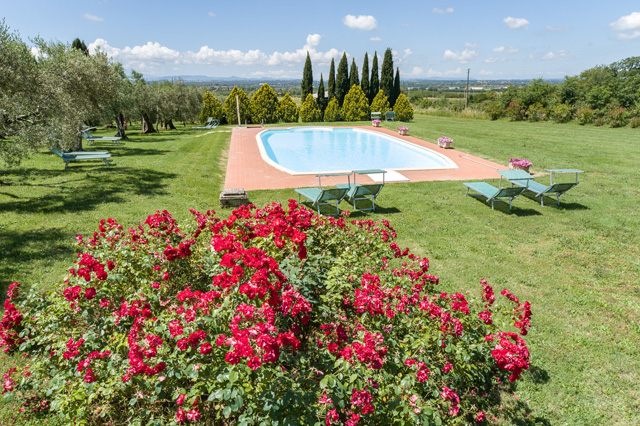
[{"x1": 3, "y1": 0, "x2": 640, "y2": 80}]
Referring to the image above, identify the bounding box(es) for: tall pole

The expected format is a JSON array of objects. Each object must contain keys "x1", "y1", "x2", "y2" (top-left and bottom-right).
[
  {"x1": 465, "y1": 68, "x2": 470, "y2": 109},
  {"x1": 235, "y1": 95, "x2": 241, "y2": 127}
]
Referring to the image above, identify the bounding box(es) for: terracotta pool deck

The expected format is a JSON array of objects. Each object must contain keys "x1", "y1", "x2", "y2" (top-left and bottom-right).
[{"x1": 224, "y1": 126, "x2": 508, "y2": 191}]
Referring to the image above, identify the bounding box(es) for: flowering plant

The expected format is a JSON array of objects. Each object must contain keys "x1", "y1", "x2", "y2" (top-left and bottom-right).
[
  {"x1": 372, "y1": 119, "x2": 381, "y2": 125},
  {"x1": 509, "y1": 158, "x2": 533, "y2": 168},
  {"x1": 397, "y1": 126, "x2": 409, "y2": 131},
  {"x1": 437, "y1": 137, "x2": 453, "y2": 144},
  {"x1": 1, "y1": 202, "x2": 532, "y2": 425}
]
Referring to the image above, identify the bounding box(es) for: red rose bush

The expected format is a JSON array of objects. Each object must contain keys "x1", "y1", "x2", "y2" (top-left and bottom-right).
[{"x1": 1, "y1": 201, "x2": 532, "y2": 424}]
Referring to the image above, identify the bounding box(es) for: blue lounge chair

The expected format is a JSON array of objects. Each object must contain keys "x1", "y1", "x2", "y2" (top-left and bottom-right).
[
  {"x1": 506, "y1": 169, "x2": 584, "y2": 206},
  {"x1": 385, "y1": 111, "x2": 395, "y2": 121},
  {"x1": 81, "y1": 129, "x2": 122, "y2": 146},
  {"x1": 463, "y1": 170, "x2": 533, "y2": 210},
  {"x1": 336, "y1": 169, "x2": 386, "y2": 212},
  {"x1": 51, "y1": 149, "x2": 111, "y2": 169},
  {"x1": 295, "y1": 173, "x2": 351, "y2": 215}
]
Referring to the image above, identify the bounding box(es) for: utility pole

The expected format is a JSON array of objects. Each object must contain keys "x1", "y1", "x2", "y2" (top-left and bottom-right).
[{"x1": 465, "y1": 68, "x2": 470, "y2": 109}]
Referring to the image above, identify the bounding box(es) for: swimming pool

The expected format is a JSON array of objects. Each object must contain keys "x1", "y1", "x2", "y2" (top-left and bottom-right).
[{"x1": 256, "y1": 127, "x2": 458, "y2": 175}]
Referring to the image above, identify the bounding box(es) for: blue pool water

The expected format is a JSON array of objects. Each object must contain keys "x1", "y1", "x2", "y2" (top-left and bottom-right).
[{"x1": 256, "y1": 127, "x2": 458, "y2": 174}]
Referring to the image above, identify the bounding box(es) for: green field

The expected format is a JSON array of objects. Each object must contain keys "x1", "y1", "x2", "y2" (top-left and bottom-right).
[{"x1": 1, "y1": 116, "x2": 639, "y2": 425}]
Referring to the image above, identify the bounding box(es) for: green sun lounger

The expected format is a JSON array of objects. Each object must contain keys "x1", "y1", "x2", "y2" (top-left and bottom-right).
[
  {"x1": 464, "y1": 170, "x2": 533, "y2": 210},
  {"x1": 295, "y1": 173, "x2": 351, "y2": 215},
  {"x1": 506, "y1": 169, "x2": 584, "y2": 206},
  {"x1": 193, "y1": 117, "x2": 219, "y2": 130},
  {"x1": 336, "y1": 169, "x2": 386, "y2": 212},
  {"x1": 81, "y1": 129, "x2": 122, "y2": 146},
  {"x1": 51, "y1": 149, "x2": 111, "y2": 169}
]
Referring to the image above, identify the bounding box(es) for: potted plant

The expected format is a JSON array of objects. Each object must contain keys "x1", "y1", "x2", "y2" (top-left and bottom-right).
[
  {"x1": 509, "y1": 158, "x2": 533, "y2": 172},
  {"x1": 372, "y1": 119, "x2": 382, "y2": 127},
  {"x1": 437, "y1": 136, "x2": 453, "y2": 149},
  {"x1": 398, "y1": 126, "x2": 409, "y2": 136}
]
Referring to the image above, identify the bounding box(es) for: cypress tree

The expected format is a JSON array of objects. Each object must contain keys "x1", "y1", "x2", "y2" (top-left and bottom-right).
[
  {"x1": 349, "y1": 58, "x2": 359, "y2": 88},
  {"x1": 391, "y1": 67, "x2": 401, "y2": 107},
  {"x1": 301, "y1": 52, "x2": 314, "y2": 102},
  {"x1": 71, "y1": 38, "x2": 89, "y2": 55},
  {"x1": 361, "y1": 53, "x2": 370, "y2": 103},
  {"x1": 370, "y1": 52, "x2": 380, "y2": 102},
  {"x1": 336, "y1": 52, "x2": 349, "y2": 106},
  {"x1": 328, "y1": 58, "x2": 336, "y2": 101},
  {"x1": 317, "y1": 73, "x2": 327, "y2": 116},
  {"x1": 381, "y1": 48, "x2": 394, "y2": 101}
]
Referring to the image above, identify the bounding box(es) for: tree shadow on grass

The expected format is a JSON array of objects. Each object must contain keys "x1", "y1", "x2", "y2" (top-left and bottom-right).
[
  {"x1": 0, "y1": 166, "x2": 177, "y2": 214},
  {"x1": 0, "y1": 227, "x2": 71, "y2": 295}
]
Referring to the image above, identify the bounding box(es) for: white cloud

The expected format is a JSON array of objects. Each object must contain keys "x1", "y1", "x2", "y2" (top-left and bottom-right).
[
  {"x1": 528, "y1": 54, "x2": 535, "y2": 60},
  {"x1": 306, "y1": 34, "x2": 322, "y2": 48},
  {"x1": 433, "y1": 7, "x2": 454, "y2": 14},
  {"x1": 492, "y1": 46, "x2": 519, "y2": 53},
  {"x1": 404, "y1": 48, "x2": 413, "y2": 57},
  {"x1": 343, "y1": 15, "x2": 377, "y2": 31},
  {"x1": 465, "y1": 42, "x2": 479, "y2": 48},
  {"x1": 409, "y1": 67, "x2": 424, "y2": 76},
  {"x1": 478, "y1": 70, "x2": 494, "y2": 76},
  {"x1": 610, "y1": 11, "x2": 640, "y2": 30},
  {"x1": 426, "y1": 67, "x2": 463, "y2": 77},
  {"x1": 617, "y1": 30, "x2": 640, "y2": 40},
  {"x1": 89, "y1": 35, "x2": 341, "y2": 73},
  {"x1": 443, "y1": 49, "x2": 477, "y2": 63},
  {"x1": 83, "y1": 13, "x2": 103, "y2": 22},
  {"x1": 484, "y1": 57, "x2": 505, "y2": 63},
  {"x1": 546, "y1": 25, "x2": 568, "y2": 32},
  {"x1": 208, "y1": 11, "x2": 216, "y2": 17},
  {"x1": 504, "y1": 16, "x2": 529, "y2": 30},
  {"x1": 610, "y1": 12, "x2": 640, "y2": 39},
  {"x1": 541, "y1": 50, "x2": 570, "y2": 60},
  {"x1": 370, "y1": 37, "x2": 382, "y2": 41}
]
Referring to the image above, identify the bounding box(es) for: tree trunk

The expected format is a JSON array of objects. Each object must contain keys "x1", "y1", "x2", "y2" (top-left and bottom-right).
[
  {"x1": 75, "y1": 132, "x2": 84, "y2": 151},
  {"x1": 165, "y1": 119, "x2": 177, "y2": 130},
  {"x1": 141, "y1": 113, "x2": 157, "y2": 134},
  {"x1": 115, "y1": 113, "x2": 129, "y2": 140}
]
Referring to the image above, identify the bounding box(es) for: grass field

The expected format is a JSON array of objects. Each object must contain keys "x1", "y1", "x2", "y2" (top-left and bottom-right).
[{"x1": 1, "y1": 116, "x2": 639, "y2": 425}]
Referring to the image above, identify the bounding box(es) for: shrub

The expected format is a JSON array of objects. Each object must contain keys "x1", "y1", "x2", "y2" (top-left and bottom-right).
[
  {"x1": 393, "y1": 93, "x2": 414, "y2": 121},
  {"x1": 323, "y1": 97, "x2": 342, "y2": 122},
  {"x1": 1, "y1": 203, "x2": 533, "y2": 425},
  {"x1": 526, "y1": 103, "x2": 546, "y2": 122},
  {"x1": 484, "y1": 101, "x2": 503, "y2": 120},
  {"x1": 224, "y1": 86, "x2": 251, "y2": 125},
  {"x1": 342, "y1": 85, "x2": 370, "y2": 121},
  {"x1": 630, "y1": 116, "x2": 640, "y2": 128},
  {"x1": 369, "y1": 90, "x2": 390, "y2": 117},
  {"x1": 250, "y1": 83, "x2": 280, "y2": 124},
  {"x1": 605, "y1": 103, "x2": 629, "y2": 128},
  {"x1": 594, "y1": 117, "x2": 605, "y2": 127},
  {"x1": 277, "y1": 93, "x2": 299, "y2": 123},
  {"x1": 299, "y1": 93, "x2": 322, "y2": 123},
  {"x1": 199, "y1": 91, "x2": 223, "y2": 124},
  {"x1": 551, "y1": 103, "x2": 573, "y2": 124},
  {"x1": 576, "y1": 106, "x2": 595, "y2": 125},
  {"x1": 505, "y1": 101, "x2": 526, "y2": 121}
]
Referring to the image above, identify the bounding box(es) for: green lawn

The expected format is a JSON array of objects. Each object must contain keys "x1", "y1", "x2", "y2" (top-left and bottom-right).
[{"x1": 1, "y1": 117, "x2": 639, "y2": 425}]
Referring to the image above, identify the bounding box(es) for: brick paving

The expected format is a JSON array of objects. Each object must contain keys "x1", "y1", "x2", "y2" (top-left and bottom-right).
[{"x1": 224, "y1": 126, "x2": 508, "y2": 191}]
